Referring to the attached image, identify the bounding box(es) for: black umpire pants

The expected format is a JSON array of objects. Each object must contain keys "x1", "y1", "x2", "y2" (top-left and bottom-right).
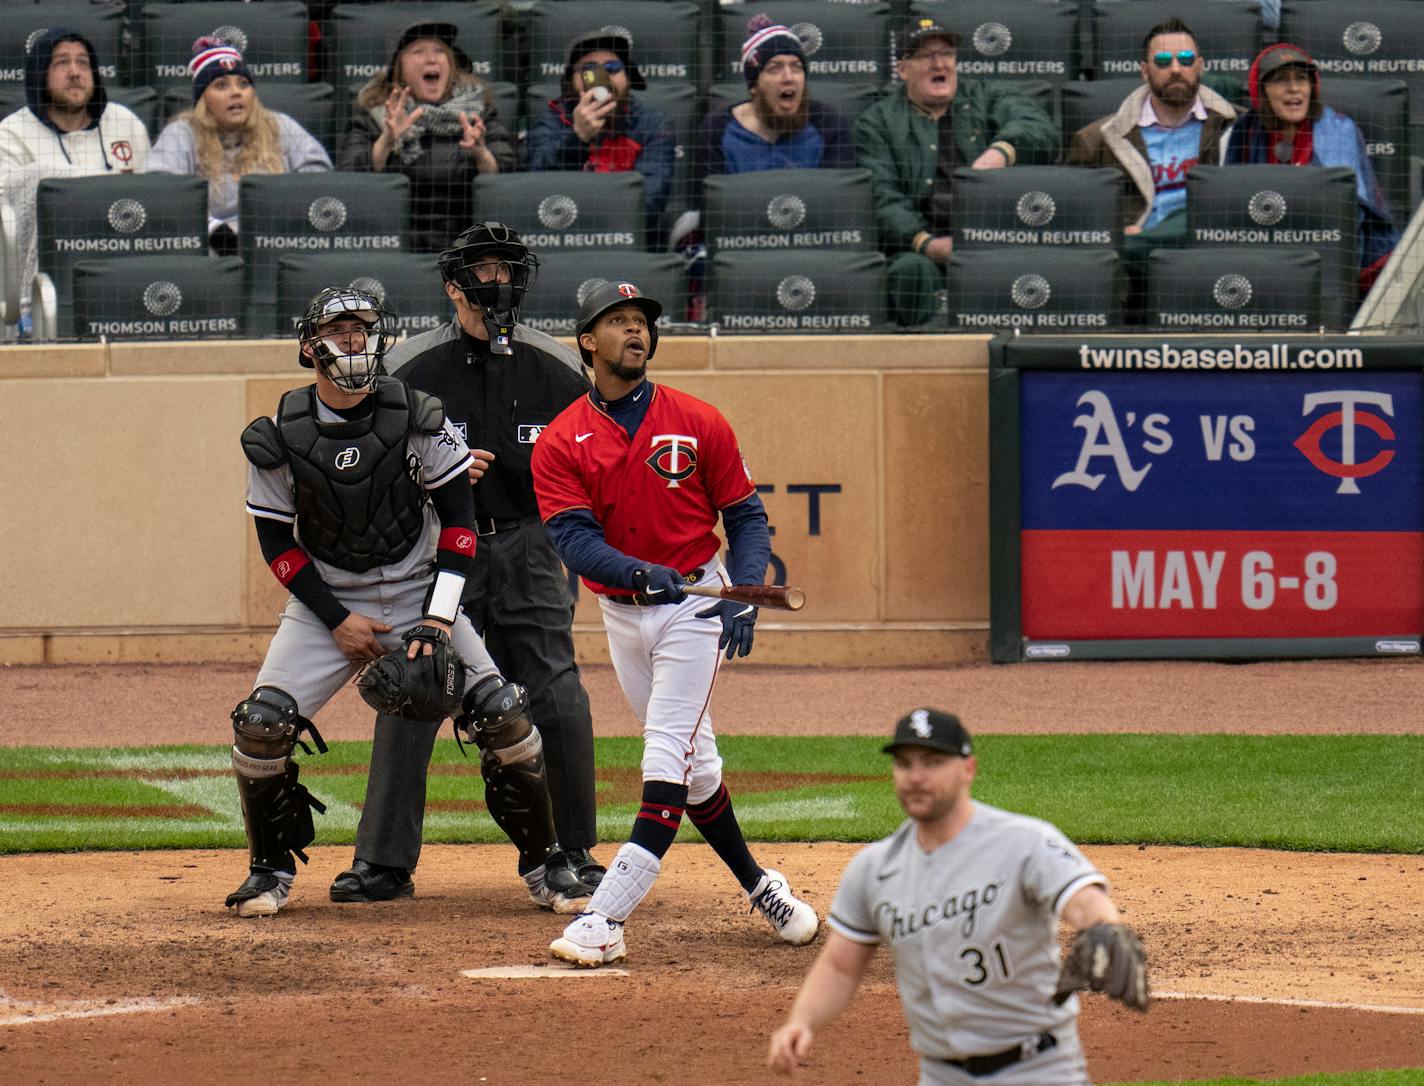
[{"x1": 354, "y1": 521, "x2": 597, "y2": 870}]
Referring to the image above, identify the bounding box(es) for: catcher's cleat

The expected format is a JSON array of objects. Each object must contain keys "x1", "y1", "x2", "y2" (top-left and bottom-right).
[
  {"x1": 329, "y1": 859, "x2": 414, "y2": 903},
  {"x1": 226, "y1": 868, "x2": 294, "y2": 918},
  {"x1": 748, "y1": 869, "x2": 819, "y2": 946},
  {"x1": 525, "y1": 851, "x2": 598, "y2": 914},
  {"x1": 550, "y1": 911, "x2": 627, "y2": 968}
]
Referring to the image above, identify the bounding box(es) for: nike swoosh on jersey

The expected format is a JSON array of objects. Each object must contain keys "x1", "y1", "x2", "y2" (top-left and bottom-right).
[
  {"x1": 876, "y1": 868, "x2": 898, "y2": 880},
  {"x1": 575, "y1": 432, "x2": 594, "y2": 443}
]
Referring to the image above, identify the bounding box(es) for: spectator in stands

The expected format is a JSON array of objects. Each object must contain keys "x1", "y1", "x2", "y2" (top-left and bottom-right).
[
  {"x1": 854, "y1": 17, "x2": 1057, "y2": 327},
  {"x1": 147, "y1": 38, "x2": 330, "y2": 255},
  {"x1": 527, "y1": 28, "x2": 675, "y2": 236},
  {"x1": 338, "y1": 21, "x2": 516, "y2": 253},
  {"x1": 694, "y1": 15, "x2": 855, "y2": 184},
  {"x1": 0, "y1": 27, "x2": 150, "y2": 334},
  {"x1": 1224, "y1": 43, "x2": 1400, "y2": 294}
]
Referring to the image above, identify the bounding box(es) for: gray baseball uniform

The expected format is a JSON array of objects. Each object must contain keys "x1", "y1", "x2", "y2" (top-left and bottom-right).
[{"x1": 828, "y1": 801, "x2": 1106, "y2": 1085}]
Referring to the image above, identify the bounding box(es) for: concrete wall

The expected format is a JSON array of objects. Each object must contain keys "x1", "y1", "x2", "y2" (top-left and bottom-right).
[{"x1": 0, "y1": 335, "x2": 992, "y2": 665}]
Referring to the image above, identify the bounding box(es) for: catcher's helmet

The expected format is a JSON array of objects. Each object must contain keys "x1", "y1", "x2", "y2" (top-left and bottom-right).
[
  {"x1": 297, "y1": 287, "x2": 397, "y2": 393},
  {"x1": 574, "y1": 280, "x2": 662, "y2": 366},
  {"x1": 438, "y1": 221, "x2": 540, "y2": 354}
]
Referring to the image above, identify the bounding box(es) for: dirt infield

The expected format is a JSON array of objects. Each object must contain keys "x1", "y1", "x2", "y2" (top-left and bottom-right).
[{"x1": 2, "y1": 659, "x2": 1422, "y2": 1083}]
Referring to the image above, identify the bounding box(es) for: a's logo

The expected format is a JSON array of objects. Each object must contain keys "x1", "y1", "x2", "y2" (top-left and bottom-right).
[
  {"x1": 790, "y1": 22, "x2": 823, "y2": 57},
  {"x1": 142, "y1": 281, "x2": 182, "y2": 316},
  {"x1": 909, "y1": 709, "x2": 933, "y2": 738},
  {"x1": 1343, "y1": 21, "x2": 1382, "y2": 56},
  {"x1": 537, "y1": 194, "x2": 578, "y2": 230},
  {"x1": 517, "y1": 424, "x2": 544, "y2": 443},
  {"x1": 212, "y1": 25, "x2": 250, "y2": 53},
  {"x1": 776, "y1": 275, "x2": 815, "y2": 311},
  {"x1": 576, "y1": 278, "x2": 607, "y2": 306},
  {"x1": 1212, "y1": 274, "x2": 1253, "y2": 310},
  {"x1": 308, "y1": 196, "x2": 347, "y2": 232},
  {"x1": 766, "y1": 194, "x2": 807, "y2": 231},
  {"x1": 334, "y1": 447, "x2": 361, "y2": 470},
  {"x1": 25, "y1": 29, "x2": 45, "y2": 54},
  {"x1": 616, "y1": 282, "x2": 639, "y2": 298},
  {"x1": 1247, "y1": 189, "x2": 1287, "y2": 226},
  {"x1": 1052, "y1": 391, "x2": 1157, "y2": 493},
  {"x1": 1293, "y1": 391, "x2": 1395, "y2": 495},
  {"x1": 599, "y1": 25, "x2": 633, "y2": 47},
  {"x1": 973, "y1": 22, "x2": 1013, "y2": 57},
  {"x1": 110, "y1": 140, "x2": 134, "y2": 168},
  {"x1": 107, "y1": 199, "x2": 146, "y2": 233},
  {"x1": 348, "y1": 276, "x2": 385, "y2": 305},
  {"x1": 646, "y1": 433, "x2": 698, "y2": 487},
  {"x1": 1015, "y1": 191, "x2": 1055, "y2": 227},
  {"x1": 1010, "y1": 273, "x2": 1050, "y2": 310}
]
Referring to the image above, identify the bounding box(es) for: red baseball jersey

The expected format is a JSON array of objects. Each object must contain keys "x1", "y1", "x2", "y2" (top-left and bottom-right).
[{"x1": 532, "y1": 383, "x2": 757, "y2": 595}]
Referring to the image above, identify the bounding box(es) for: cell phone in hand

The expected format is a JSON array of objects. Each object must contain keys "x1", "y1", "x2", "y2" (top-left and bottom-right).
[{"x1": 578, "y1": 63, "x2": 614, "y2": 103}]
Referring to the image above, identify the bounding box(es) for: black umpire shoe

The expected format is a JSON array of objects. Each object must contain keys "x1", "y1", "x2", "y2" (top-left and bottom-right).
[
  {"x1": 329, "y1": 859, "x2": 415, "y2": 903},
  {"x1": 566, "y1": 847, "x2": 606, "y2": 888}
]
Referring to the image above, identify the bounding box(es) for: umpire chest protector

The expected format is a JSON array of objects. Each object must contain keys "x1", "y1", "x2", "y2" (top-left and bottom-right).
[{"x1": 243, "y1": 377, "x2": 443, "y2": 572}]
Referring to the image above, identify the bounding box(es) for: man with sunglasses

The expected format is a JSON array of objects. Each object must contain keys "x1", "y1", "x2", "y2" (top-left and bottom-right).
[
  {"x1": 1068, "y1": 18, "x2": 1237, "y2": 318},
  {"x1": 528, "y1": 29, "x2": 675, "y2": 242},
  {"x1": 326, "y1": 222, "x2": 606, "y2": 911}
]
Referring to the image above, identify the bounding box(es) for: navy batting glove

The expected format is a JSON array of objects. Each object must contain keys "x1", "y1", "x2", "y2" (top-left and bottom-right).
[
  {"x1": 696, "y1": 600, "x2": 758, "y2": 659},
  {"x1": 631, "y1": 565, "x2": 687, "y2": 605}
]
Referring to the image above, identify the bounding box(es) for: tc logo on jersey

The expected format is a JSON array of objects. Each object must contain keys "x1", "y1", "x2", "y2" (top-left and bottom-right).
[
  {"x1": 335, "y1": 447, "x2": 360, "y2": 470},
  {"x1": 518, "y1": 424, "x2": 545, "y2": 443},
  {"x1": 646, "y1": 434, "x2": 698, "y2": 488}
]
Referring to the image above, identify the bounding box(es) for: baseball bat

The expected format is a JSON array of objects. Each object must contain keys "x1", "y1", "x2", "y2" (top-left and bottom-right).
[{"x1": 682, "y1": 583, "x2": 806, "y2": 611}]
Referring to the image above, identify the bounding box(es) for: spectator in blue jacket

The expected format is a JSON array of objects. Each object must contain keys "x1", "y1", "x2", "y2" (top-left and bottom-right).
[{"x1": 527, "y1": 29, "x2": 675, "y2": 237}]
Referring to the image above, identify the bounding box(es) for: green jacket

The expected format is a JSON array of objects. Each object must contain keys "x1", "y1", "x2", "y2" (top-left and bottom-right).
[{"x1": 854, "y1": 83, "x2": 1060, "y2": 253}]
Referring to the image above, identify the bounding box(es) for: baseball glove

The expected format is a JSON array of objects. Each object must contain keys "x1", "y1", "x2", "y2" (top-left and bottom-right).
[
  {"x1": 356, "y1": 625, "x2": 465, "y2": 723},
  {"x1": 1052, "y1": 922, "x2": 1149, "y2": 1012}
]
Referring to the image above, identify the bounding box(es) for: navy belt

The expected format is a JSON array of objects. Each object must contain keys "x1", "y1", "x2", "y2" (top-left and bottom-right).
[
  {"x1": 474, "y1": 514, "x2": 538, "y2": 537},
  {"x1": 941, "y1": 1033, "x2": 1056, "y2": 1076},
  {"x1": 605, "y1": 567, "x2": 710, "y2": 606}
]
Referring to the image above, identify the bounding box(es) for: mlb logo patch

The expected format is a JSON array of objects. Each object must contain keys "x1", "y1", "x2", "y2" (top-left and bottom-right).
[{"x1": 517, "y1": 424, "x2": 545, "y2": 443}]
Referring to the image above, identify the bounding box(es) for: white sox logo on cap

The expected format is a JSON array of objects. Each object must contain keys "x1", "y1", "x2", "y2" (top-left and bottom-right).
[
  {"x1": 909, "y1": 709, "x2": 933, "y2": 739},
  {"x1": 335, "y1": 447, "x2": 360, "y2": 469}
]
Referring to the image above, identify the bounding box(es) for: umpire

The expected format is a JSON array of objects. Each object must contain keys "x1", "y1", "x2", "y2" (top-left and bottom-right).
[{"x1": 328, "y1": 221, "x2": 603, "y2": 906}]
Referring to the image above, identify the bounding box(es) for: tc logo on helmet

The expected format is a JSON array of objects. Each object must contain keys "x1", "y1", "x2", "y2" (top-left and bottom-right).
[{"x1": 617, "y1": 283, "x2": 639, "y2": 298}]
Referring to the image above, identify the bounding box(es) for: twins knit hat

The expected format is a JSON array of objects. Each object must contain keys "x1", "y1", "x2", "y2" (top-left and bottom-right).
[
  {"x1": 741, "y1": 14, "x2": 805, "y2": 86},
  {"x1": 190, "y1": 35, "x2": 252, "y2": 101}
]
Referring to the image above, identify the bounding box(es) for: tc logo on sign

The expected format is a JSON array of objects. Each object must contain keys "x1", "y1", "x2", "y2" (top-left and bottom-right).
[
  {"x1": 1293, "y1": 391, "x2": 1395, "y2": 495},
  {"x1": 646, "y1": 434, "x2": 698, "y2": 487},
  {"x1": 335, "y1": 447, "x2": 361, "y2": 470}
]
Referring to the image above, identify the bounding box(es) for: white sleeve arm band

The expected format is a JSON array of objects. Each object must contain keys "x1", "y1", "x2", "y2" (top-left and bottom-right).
[{"x1": 425, "y1": 569, "x2": 466, "y2": 625}]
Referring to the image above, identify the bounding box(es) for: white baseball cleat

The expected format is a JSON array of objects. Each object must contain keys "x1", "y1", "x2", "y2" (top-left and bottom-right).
[
  {"x1": 227, "y1": 869, "x2": 294, "y2": 918},
  {"x1": 748, "y1": 869, "x2": 819, "y2": 946},
  {"x1": 550, "y1": 911, "x2": 627, "y2": 968}
]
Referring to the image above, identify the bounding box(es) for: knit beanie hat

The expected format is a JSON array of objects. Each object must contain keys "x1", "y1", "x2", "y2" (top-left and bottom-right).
[
  {"x1": 741, "y1": 14, "x2": 805, "y2": 86},
  {"x1": 190, "y1": 36, "x2": 253, "y2": 102}
]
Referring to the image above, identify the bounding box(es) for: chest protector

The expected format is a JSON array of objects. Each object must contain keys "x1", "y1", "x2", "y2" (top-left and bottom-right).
[{"x1": 257, "y1": 378, "x2": 440, "y2": 572}]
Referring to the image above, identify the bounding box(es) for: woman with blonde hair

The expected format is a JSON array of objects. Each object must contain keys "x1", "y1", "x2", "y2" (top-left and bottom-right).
[
  {"x1": 146, "y1": 38, "x2": 331, "y2": 253},
  {"x1": 337, "y1": 21, "x2": 515, "y2": 252}
]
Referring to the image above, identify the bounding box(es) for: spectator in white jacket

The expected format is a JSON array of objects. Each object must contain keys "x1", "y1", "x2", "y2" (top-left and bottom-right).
[
  {"x1": 0, "y1": 27, "x2": 151, "y2": 331},
  {"x1": 146, "y1": 38, "x2": 330, "y2": 253}
]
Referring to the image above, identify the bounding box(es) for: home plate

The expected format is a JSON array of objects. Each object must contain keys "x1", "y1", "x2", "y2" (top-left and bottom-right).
[{"x1": 461, "y1": 964, "x2": 629, "y2": 979}]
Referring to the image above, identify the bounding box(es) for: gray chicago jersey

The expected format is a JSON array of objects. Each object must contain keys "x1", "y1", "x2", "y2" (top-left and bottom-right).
[{"x1": 828, "y1": 801, "x2": 1105, "y2": 1059}]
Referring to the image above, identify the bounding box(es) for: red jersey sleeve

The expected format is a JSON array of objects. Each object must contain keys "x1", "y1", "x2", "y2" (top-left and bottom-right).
[
  {"x1": 531, "y1": 418, "x2": 593, "y2": 521},
  {"x1": 702, "y1": 406, "x2": 758, "y2": 510}
]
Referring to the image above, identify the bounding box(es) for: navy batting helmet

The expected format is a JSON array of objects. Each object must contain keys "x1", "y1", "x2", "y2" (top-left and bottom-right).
[{"x1": 574, "y1": 280, "x2": 662, "y2": 366}]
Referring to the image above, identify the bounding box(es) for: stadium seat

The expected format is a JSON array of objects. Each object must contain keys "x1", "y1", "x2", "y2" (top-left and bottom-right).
[
  {"x1": 1320, "y1": 78, "x2": 1410, "y2": 226},
  {"x1": 702, "y1": 167, "x2": 876, "y2": 257},
  {"x1": 527, "y1": 1, "x2": 702, "y2": 88},
  {"x1": 708, "y1": 249, "x2": 887, "y2": 332},
  {"x1": 1145, "y1": 246, "x2": 1322, "y2": 331},
  {"x1": 715, "y1": 1, "x2": 891, "y2": 86},
  {"x1": 328, "y1": 2, "x2": 505, "y2": 104},
  {"x1": 1087, "y1": 0, "x2": 1261, "y2": 81},
  {"x1": 705, "y1": 80, "x2": 884, "y2": 123},
  {"x1": 1059, "y1": 78, "x2": 1141, "y2": 146},
  {"x1": 138, "y1": 2, "x2": 310, "y2": 91},
  {"x1": 470, "y1": 171, "x2": 646, "y2": 251},
  {"x1": 0, "y1": 2, "x2": 125, "y2": 92},
  {"x1": 108, "y1": 87, "x2": 162, "y2": 141},
  {"x1": 908, "y1": 0, "x2": 1082, "y2": 84},
  {"x1": 948, "y1": 165, "x2": 1123, "y2": 248},
  {"x1": 237, "y1": 172, "x2": 409, "y2": 325},
  {"x1": 520, "y1": 250, "x2": 688, "y2": 335},
  {"x1": 1281, "y1": 0, "x2": 1424, "y2": 124},
  {"x1": 944, "y1": 247, "x2": 1121, "y2": 330},
  {"x1": 161, "y1": 82, "x2": 337, "y2": 156},
  {"x1": 275, "y1": 251, "x2": 447, "y2": 339},
  {"x1": 32, "y1": 173, "x2": 207, "y2": 340},
  {"x1": 1185, "y1": 164, "x2": 1358, "y2": 327},
  {"x1": 71, "y1": 254, "x2": 243, "y2": 340}
]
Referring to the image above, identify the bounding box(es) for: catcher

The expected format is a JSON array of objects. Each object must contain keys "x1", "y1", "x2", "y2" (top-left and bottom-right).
[
  {"x1": 224, "y1": 286, "x2": 588, "y2": 918},
  {"x1": 768, "y1": 709, "x2": 1148, "y2": 1083}
]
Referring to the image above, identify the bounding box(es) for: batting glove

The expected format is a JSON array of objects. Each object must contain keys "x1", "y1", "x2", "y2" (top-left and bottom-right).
[
  {"x1": 697, "y1": 600, "x2": 758, "y2": 659},
  {"x1": 631, "y1": 565, "x2": 687, "y2": 605}
]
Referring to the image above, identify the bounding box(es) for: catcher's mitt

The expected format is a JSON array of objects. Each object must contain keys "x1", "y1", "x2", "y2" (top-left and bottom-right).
[
  {"x1": 356, "y1": 625, "x2": 465, "y2": 723},
  {"x1": 1052, "y1": 922, "x2": 1149, "y2": 1012}
]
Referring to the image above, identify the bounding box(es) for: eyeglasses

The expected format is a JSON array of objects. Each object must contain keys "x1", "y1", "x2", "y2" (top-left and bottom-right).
[
  {"x1": 1151, "y1": 49, "x2": 1197, "y2": 68},
  {"x1": 583, "y1": 58, "x2": 624, "y2": 74},
  {"x1": 911, "y1": 49, "x2": 957, "y2": 63}
]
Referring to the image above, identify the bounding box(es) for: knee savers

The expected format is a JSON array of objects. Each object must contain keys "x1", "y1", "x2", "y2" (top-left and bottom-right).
[
  {"x1": 230, "y1": 687, "x2": 326, "y2": 869},
  {"x1": 459, "y1": 677, "x2": 543, "y2": 770}
]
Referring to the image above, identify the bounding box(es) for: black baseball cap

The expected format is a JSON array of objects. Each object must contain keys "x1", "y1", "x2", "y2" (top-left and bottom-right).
[
  {"x1": 896, "y1": 17, "x2": 961, "y2": 58},
  {"x1": 564, "y1": 28, "x2": 647, "y2": 91},
  {"x1": 883, "y1": 708, "x2": 973, "y2": 756}
]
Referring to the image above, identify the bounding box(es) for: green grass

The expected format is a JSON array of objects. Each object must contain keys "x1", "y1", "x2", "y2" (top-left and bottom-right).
[
  {"x1": 1104, "y1": 1073, "x2": 1424, "y2": 1086},
  {"x1": 1, "y1": 734, "x2": 1421, "y2": 854}
]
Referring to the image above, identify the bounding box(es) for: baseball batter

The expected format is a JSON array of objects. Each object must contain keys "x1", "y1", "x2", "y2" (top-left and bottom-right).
[
  {"x1": 768, "y1": 709, "x2": 1149, "y2": 1084},
  {"x1": 225, "y1": 287, "x2": 582, "y2": 918},
  {"x1": 530, "y1": 281, "x2": 819, "y2": 966}
]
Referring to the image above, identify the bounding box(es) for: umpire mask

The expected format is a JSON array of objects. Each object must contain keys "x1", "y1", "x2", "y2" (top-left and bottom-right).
[
  {"x1": 298, "y1": 287, "x2": 397, "y2": 393},
  {"x1": 438, "y1": 221, "x2": 540, "y2": 355}
]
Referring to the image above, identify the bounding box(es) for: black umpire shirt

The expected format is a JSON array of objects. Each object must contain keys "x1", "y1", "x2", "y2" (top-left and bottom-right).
[{"x1": 386, "y1": 319, "x2": 590, "y2": 526}]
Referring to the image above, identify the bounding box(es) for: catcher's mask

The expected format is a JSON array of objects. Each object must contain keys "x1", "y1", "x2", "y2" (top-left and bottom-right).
[
  {"x1": 297, "y1": 287, "x2": 397, "y2": 393},
  {"x1": 438, "y1": 221, "x2": 540, "y2": 355}
]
